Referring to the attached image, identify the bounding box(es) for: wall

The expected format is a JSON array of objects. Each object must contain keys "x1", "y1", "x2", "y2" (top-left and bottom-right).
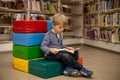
[{"x1": 0, "y1": 42, "x2": 13, "y2": 51}]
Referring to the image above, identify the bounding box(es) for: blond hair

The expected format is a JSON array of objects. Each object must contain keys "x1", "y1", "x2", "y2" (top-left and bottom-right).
[{"x1": 52, "y1": 13, "x2": 68, "y2": 26}]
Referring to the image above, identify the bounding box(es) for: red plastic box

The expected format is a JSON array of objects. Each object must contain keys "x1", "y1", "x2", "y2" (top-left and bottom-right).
[
  {"x1": 13, "y1": 20, "x2": 47, "y2": 33},
  {"x1": 78, "y1": 57, "x2": 83, "y2": 65}
]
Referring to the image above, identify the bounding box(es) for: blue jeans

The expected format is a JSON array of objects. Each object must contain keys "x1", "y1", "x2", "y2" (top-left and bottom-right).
[{"x1": 45, "y1": 50, "x2": 83, "y2": 71}]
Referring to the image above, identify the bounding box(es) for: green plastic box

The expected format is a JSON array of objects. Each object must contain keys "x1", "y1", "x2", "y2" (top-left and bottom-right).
[
  {"x1": 13, "y1": 45, "x2": 44, "y2": 60},
  {"x1": 29, "y1": 59, "x2": 65, "y2": 78}
]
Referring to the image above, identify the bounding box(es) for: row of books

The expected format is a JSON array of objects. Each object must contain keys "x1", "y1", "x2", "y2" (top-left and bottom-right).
[
  {"x1": 0, "y1": 0, "x2": 80, "y2": 14},
  {"x1": 101, "y1": 13, "x2": 120, "y2": 27},
  {"x1": 0, "y1": 0, "x2": 60, "y2": 13},
  {"x1": 0, "y1": 14, "x2": 12, "y2": 24},
  {"x1": 83, "y1": 27, "x2": 120, "y2": 43},
  {"x1": 99, "y1": 28, "x2": 120, "y2": 43},
  {"x1": 84, "y1": 15, "x2": 98, "y2": 27},
  {"x1": 84, "y1": 0, "x2": 120, "y2": 14},
  {"x1": 99, "y1": 0, "x2": 120, "y2": 12},
  {"x1": 29, "y1": 0, "x2": 80, "y2": 14},
  {"x1": 13, "y1": 13, "x2": 27, "y2": 20},
  {"x1": 0, "y1": 28, "x2": 11, "y2": 34},
  {"x1": 84, "y1": 12, "x2": 120, "y2": 27},
  {"x1": 83, "y1": 28, "x2": 99, "y2": 40},
  {"x1": 30, "y1": 0, "x2": 60, "y2": 13},
  {"x1": 62, "y1": 6, "x2": 71, "y2": 14},
  {"x1": 0, "y1": 13, "x2": 45, "y2": 24},
  {"x1": 13, "y1": 13, "x2": 50, "y2": 20},
  {"x1": 83, "y1": 1, "x2": 98, "y2": 14},
  {"x1": 0, "y1": 1, "x2": 15, "y2": 9}
]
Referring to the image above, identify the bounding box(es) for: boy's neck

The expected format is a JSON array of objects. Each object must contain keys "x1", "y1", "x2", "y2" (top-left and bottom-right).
[{"x1": 51, "y1": 29, "x2": 59, "y2": 34}]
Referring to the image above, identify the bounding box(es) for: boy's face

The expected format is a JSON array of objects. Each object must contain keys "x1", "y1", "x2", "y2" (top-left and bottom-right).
[{"x1": 53, "y1": 23, "x2": 64, "y2": 34}]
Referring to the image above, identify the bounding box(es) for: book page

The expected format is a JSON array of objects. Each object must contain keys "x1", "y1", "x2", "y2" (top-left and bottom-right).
[
  {"x1": 75, "y1": 47, "x2": 81, "y2": 51},
  {"x1": 58, "y1": 48, "x2": 74, "y2": 54}
]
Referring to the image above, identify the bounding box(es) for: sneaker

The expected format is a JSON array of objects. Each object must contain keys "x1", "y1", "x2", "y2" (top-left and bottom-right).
[
  {"x1": 63, "y1": 66, "x2": 81, "y2": 77},
  {"x1": 70, "y1": 70, "x2": 81, "y2": 77},
  {"x1": 80, "y1": 66, "x2": 93, "y2": 78}
]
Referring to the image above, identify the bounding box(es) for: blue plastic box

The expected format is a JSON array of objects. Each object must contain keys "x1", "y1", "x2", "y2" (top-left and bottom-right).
[{"x1": 13, "y1": 33, "x2": 45, "y2": 46}]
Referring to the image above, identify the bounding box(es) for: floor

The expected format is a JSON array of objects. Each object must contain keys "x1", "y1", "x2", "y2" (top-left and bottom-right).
[{"x1": 0, "y1": 45, "x2": 120, "y2": 80}]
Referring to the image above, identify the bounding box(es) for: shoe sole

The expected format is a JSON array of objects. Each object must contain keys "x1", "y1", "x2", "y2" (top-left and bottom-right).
[
  {"x1": 82, "y1": 71, "x2": 93, "y2": 78},
  {"x1": 63, "y1": 71, "x2": 82, "y2": 77}
]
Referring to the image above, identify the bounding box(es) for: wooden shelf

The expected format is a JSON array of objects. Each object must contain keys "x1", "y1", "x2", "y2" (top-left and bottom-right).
[
  {"x1": 0, "y1": 7, "x2": 25, "y2": 13},
  {"x1": 84, "y1": 26, "x2": 99, "y2": 28},
  {"x1": 101, "y1": 8, "x2": 120, "y2": 14},
  {"x1": 84, "y1": 12, "x2": 98, "y2": 16},
  {"x1": 0, "y1": 40, "x2": 12, "y2": 44},
  {"x1": 61, "y1": 1, "x2": 81, "y2": 5},
  {"x1": 0, "y1": 0, "x2": 15, "y2": 2},
  {"x1": 29, "y1": 10, "x2": 57, "y2": 15},
  {"x1": 63, "y1": 13, "x2": 82, "y2": 16},
  {"x1": 84, "y1": 0, "x2": 97, "y2": 4},
  {"x1": 84, "y1": 26, "x2": 120, "y2": 28},
  {"x1": 0, "y1": 7, "x2": 8, "y2": 10},
  {"x1": 99, "y1": 26, "x2": 120, "y2": 29},
  {"x1": 0, "y1": 25, "x2": 12, "y2": 28},
  {"x1": 50, "y1": 0, "x2": 58, "y2": 2},
  {"x1": 99, "y1": 39, "x2": 120, "y2": 44}
]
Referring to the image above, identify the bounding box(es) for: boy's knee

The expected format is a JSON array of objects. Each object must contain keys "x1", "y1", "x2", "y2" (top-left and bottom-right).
[{"x1": 61, "y1": 53, "x2": 71, "y2": 59}]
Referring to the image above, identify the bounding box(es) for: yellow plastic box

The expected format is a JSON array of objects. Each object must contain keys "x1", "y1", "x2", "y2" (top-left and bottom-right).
[{"x1": 13, "y1": 57, "x2": 29, "y2": 72}]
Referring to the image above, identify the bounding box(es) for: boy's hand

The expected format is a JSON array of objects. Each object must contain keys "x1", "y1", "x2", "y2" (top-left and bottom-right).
[
  {"x1": 67, "y1": 47, "x2": 75, "y2": 52},
  {"x1": 50, "y1": 48, "x2": 59, "y2": 54}
]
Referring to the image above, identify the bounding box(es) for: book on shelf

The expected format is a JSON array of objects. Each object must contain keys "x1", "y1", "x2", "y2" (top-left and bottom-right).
[
  {"x1": 83, "y1": 28, "x2": 99, "y2": 40},
  {"x1": 100, "y1": 0, "x2": 120, "y2": 12},
  {"x1": 100, "y1": 13, "x2": 120, "y2": 27},
  {"x1": 58, "y1": 47, "x2": 81, "y2": 54},
  {"x1": 99, "y1": 28, "x2": 120, "y2": 43}
]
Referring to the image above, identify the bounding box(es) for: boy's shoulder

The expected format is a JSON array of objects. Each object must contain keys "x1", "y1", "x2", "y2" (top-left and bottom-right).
[
  {"x1": 45, "y1": 30, "x2": 54, "y2": 38},
  {"x1": 45, "y1": 31, "x2": 52, "y2": 35}
]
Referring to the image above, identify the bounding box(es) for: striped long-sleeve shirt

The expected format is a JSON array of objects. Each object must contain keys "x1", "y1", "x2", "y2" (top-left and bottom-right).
[{"x1": 41, "y1": 30, "x2": 67, "y2": 55}]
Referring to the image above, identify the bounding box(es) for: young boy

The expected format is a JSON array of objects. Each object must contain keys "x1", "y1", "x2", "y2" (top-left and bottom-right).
[{"x1": 41, "y1": 13, "x2": 93, "y2": 78}]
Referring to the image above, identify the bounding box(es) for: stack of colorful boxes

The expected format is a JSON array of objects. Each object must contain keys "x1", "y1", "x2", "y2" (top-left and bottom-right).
[
  {"x1": 12, "y1": 20, "x2": 65, "y2": 78},
  {"x1": 13, "y1": 20, "x2": 47, "y2": 72}
]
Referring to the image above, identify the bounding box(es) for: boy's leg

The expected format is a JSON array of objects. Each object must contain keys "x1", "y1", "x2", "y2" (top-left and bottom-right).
[
  {"x1": 45, "y1": 52, "x2": 82, "y2": 70},
  {"x1": 58, "y1": 52, "x2": 83, "y2": 71},
  {"x1": 72, "y1": 50, "x2": 79, "y2": 61},
  {"x1": 63, "y1": 51, "x2": 81, "y2": 76},
  {"x1": 45, "y1": 52, "x2": 93, "y2": 78}
]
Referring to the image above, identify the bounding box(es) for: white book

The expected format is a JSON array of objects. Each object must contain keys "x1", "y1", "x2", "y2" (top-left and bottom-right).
[{"x1": 58, "y1": 47, "x2": 81, "y2": 54}]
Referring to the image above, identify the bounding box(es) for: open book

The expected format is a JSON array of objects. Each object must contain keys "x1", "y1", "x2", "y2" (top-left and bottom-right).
[{"x1": 58, "y1": 47, "x2": 81, "y2": 54}]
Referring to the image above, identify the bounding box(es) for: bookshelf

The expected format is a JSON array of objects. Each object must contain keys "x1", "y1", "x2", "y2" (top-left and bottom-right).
[
  {"x1": 83, "y1": 0, "x2": 120, "y2": 52},
  {"x1": 0, "y1": 0, "x2": 59, "y2": 42},
  {"x1": 0, "y1": 0, "x2": 83, "y2": 51},
  {"x1": 0, "y1": 0, "x2": 27, "y2": 41},
  {"x1": 61, "y1": 0, "x2": 83, "y2": 38}
]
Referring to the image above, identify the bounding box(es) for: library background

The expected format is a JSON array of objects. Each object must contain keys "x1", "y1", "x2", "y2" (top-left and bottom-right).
[{"x1": 0, "y1": 0, "x2": 120, "y2": 80}]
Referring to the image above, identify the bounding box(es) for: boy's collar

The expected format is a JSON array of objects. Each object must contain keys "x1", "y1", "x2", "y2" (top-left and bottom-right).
[
  {"x1": 51, "y1": 29, "x2": 62, "y2": 35},
  {"x1": 51, "y1": 29, "x2": 55, "y2": 33},
  {"x1": 51, "y1": 29, "x2": 58, "y2": 34}
]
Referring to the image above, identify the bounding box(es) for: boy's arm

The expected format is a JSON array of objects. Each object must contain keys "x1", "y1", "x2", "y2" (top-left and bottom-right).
[{"x1": 41, "y1": 33, "x2": 50, "y2": 55}]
